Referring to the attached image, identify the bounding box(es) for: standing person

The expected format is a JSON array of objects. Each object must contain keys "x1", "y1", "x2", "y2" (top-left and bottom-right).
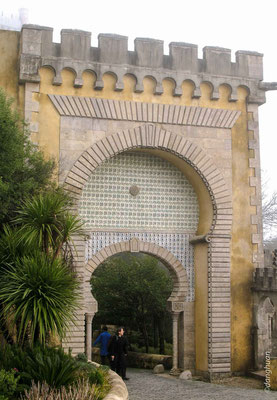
[
  {"x1": 93, "y1": 326, "x2": 111, "y2": 365},
  {"x1": 110, "y1": 327, "x2": 129, "y2": 380}
]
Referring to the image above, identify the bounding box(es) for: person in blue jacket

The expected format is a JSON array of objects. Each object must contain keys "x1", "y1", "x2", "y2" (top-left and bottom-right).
[{"x1": 93, "y1": 325, "x2": 111, "y2": 365}]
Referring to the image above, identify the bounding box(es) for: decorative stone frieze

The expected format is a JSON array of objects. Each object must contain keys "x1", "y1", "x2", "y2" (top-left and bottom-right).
[
  {"x1": 48, "y1": 95, "x2": 241, "y2": 128},
  {"x1": 207, "y1": 234, "x2": 231, "y2": 374}
]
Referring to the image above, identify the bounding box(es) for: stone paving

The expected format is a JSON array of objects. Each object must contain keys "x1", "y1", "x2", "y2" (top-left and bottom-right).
[{"x1": 124, "y1": 368, "x2": 277, "y2": 400}]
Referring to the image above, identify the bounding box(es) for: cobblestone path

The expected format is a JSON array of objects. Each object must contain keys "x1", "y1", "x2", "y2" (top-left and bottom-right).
[{"x1": 124, "y1": 368, "x2": 276, "y2": 400}]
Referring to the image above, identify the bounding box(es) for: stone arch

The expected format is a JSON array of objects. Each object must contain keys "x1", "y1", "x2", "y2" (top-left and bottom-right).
[
  {"x1": 85, "y1": 239, "x2": 189, "y2": 311},
  {"x1": 64, "y1": 123, "x2": 231, "y2": 235},
  {"x1": 84, "y1": 239, "x2": 190, "y2": 371}
]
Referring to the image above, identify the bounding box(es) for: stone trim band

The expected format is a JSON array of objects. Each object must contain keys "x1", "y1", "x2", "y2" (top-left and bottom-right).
[{"x1": 49, "y1": 94, "x2": 241, "y2": 128}]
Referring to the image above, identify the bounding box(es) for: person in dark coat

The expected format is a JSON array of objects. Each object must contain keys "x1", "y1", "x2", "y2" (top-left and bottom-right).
[
  {"x1": 93, "y1": 325, "x2": 111, "y2": 365},
  {"x1": 110, "y1": 327, "x2": 129, "y2": 380}
]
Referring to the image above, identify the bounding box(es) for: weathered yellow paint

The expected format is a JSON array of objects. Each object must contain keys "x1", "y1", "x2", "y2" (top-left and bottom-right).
[
  {"x1": 194, "y1": 242, "x2": 209, "y2": 372},
  {"x1": 230, "y1": 91, "x2": 254, "y2": 373},
  {"x1": 0, "y1": 30, "x2": 24, "y2": 111},
  {"x1": 271, "y1": 358, "x2": 277, "y2": 390}
]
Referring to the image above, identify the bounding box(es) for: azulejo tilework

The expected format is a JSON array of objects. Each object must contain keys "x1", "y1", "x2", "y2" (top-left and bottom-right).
[
  {"x1": 79, "y1": 151, "x2": 199, "y2": 301},
  {"x1": 79, "y1": 151, "x2": 199, "y2": 231}
]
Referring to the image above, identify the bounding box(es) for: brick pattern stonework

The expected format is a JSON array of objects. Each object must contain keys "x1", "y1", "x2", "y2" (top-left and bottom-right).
[
  {"x1": 248, "y1": 104, "x2": 264, "y2": 268},
  {"x1": 208, "y1": 235, "x2": 231, "y2": 373},
  {"x1": 24, "y1": 82, "x2": 40, "y2": 144},
  {"x1": 49, "y1": 95, "x2": 241, "y2": 128}
]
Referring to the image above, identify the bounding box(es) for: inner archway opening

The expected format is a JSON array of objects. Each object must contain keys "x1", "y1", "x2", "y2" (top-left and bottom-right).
[{"x1": 91, "y1": 252, "x2": 174, "y2": 360}]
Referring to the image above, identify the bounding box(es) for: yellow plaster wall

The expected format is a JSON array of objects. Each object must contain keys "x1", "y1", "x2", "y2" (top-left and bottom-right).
[
  {"x1": 194, "y1": 242, "x2": 209, "y2": 372},
  {"x1": 271, "y1": 358, "x2": 277, "y2": 390},
  {"x1": 230, "y1": 97, "x2": 254, "y2": 372},
  {"x1": 0, "y1": 30, "x2": 24, "y2": 111}
]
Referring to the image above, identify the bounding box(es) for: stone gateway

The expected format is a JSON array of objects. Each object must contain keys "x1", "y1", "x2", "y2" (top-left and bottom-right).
[{"x1": 1, "y1": 24, "x2": 276, "y2": 380}]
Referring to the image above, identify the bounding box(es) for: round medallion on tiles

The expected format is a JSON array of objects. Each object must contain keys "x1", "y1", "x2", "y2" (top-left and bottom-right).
[{"x1": 129, "y1": 185, "x2": 140, "y2": 196}]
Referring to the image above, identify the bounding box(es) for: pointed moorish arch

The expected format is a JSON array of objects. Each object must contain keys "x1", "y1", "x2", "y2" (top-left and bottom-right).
[
  {"x1": 85, "y1": 239, "x2": 189, "y2": 307},
  {"x1": 63, "y1": 123, "x2": 232, "y2": 235},
  {"x1": 63, "y1": 123, "x2": 233, "y2": 374},
  {"x1": 84, "y1": 239, "x2": 190, "y2": 372}
]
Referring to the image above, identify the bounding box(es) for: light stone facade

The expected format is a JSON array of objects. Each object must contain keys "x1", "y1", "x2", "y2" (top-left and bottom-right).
[{"x1": 1, "y1": 24, "x2": 277, "y2": 380}]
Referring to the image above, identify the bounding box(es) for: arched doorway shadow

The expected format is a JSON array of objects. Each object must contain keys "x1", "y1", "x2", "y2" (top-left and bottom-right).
[
  {"x1": 253, "y1": 295, "x2": 277, "y2": 369},
  {"x1": 84, "y1": 239, "x2": 190, "y2": 372}
]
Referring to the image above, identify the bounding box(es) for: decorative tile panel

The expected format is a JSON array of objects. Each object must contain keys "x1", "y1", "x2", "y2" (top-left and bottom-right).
[{"x1": 79, "y1": 152, "x2": 199, "y2": 231}]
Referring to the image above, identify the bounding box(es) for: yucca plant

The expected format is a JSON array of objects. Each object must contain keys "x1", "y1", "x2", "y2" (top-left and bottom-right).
[
  {"x1": 0, "y1": 253, "x2": 81, "y2": 346},
  {"x1": 13, "y1": 189, "x2": 84, "y2": 261}
]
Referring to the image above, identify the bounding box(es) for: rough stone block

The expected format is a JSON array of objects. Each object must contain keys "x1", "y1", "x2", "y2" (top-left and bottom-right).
[
  {"x1": 61, "y1": 29, "x2": 91, "y2": 61},
  {"x1": 179, "y1": 370, "x2": 192, "y2": 380},
  {"x1": 169, "y1": 42, "x2": 198, "y2": 72},
  {"x1": 98, "y1": 34, "x2": 128, "y2": 64},
  {"x1": 203, "y1": 47, "x2": 231, "y2": 76},
  {"x1": 153, "y1": 364, "x2": 165, "y2": 374},
  {"x1": 236, "y1": 50, "x2": 263, "y2": 80},
  {"x1": 135, "y1": 38, "x2": 163, "y2": 68}
]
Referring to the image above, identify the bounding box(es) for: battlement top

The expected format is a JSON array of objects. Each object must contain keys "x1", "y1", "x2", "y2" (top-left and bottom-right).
[
  {"x1": 18, "y1": 25, "x2": 277, "y2": 103},
  {"x1": 253, "y1": 267, "x2": 277, "y2": 292}
]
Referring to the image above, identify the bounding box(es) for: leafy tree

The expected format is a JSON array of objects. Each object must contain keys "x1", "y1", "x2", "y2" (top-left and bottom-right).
[
  {"x1": 91, "y1": 253, "x2": 173, "y2": 353},
  {"x1": 263, "y1": 190, "x2": 277, "y2": 242},
  {"x1": 0, "y1": 88, "x2": 54, "y2": 227}
]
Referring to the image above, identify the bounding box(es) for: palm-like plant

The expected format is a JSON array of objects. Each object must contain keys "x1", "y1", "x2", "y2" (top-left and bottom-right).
[
  {"x1": 13, "y1": 189, "x2": 84, "y2": 260},
  {"x1": 0, "y1": 189, "x2": 84, "y2": 347},
  {"x1": 0, "y1": 253, "x2": 81, "y2": 346}
]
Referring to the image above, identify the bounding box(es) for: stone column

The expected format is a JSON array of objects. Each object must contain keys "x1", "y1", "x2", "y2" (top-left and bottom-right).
[
  {"x1": 85, "y1": 313, "x2": 94, "y2": 361},
  {"x1": 170, "y1": 312, "x2": 180, "y2": 375}
]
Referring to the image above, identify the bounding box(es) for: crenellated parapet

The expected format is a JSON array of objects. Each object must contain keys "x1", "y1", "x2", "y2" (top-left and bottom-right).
[
  {"x1": 19, "y1": 24, "x2": 275, "y2": 104},
  {"x1": 253, "y1": 267, "x2": 277, "y2": 291}
]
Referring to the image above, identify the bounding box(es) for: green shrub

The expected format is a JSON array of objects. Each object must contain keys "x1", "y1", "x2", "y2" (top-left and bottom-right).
[
  {"x1": 0, "y1": 368, "x2": 20, "y2": 399},
  {"x1": 75, "y1": 353, "x2": 88, "y2": 363},
  {"x1": 0, "y1": 345, "x2": 80, "y2": 393},
  {"x1": 23, "y1": 346, "x2": 80, "y2": 389},
  {"x1": 0, "y1": 345, "x2": 111, "y2": 398},
  {"x1": 87, "y1": 368, "x2": 104, "y2": 386},
  {"x1": 0, "y1": 253, "x2": 80, "y2": 346}
]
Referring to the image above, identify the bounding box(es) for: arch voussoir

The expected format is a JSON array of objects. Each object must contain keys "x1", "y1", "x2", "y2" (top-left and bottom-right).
[{"x1": 85, "y1": 240, "x2": 189, "y2": 302}]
